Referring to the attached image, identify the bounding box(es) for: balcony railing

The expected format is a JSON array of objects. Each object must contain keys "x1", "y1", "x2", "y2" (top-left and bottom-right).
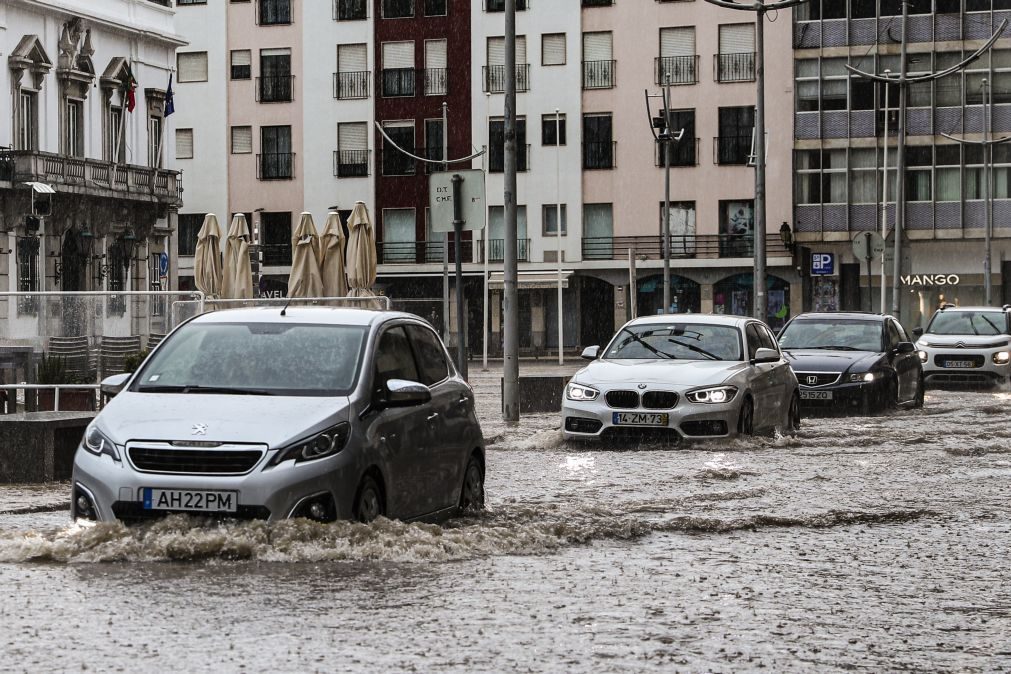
[
  {"x1": 257, "y1": 152, "x2": 295, "y2": 180},
  {"x1": 582, "y1": 141, "x2": 616, "y2": 170},
  {"x1": 261, "y1": 243, "x2": 293, "y2": 266},
  {"x1": 333, "y1": 71, "x2": 370, "y2": 99},
  {"x1": 479, "y1": 238, "x2": 530, "y2": 263},
  {"x1": 486, "y1": 0, "x2": 527, "y2": 10},
  {"x1": 714, "y1": 135, "x2": 752, "y2": 165},
  {"x1": 256, "y1": 75, "x2": 294, "y2": 103},
  {"x1": 655, "y1": 56, "x2": 698, "y2": 86},
  {"x1": 382, "y1": 68, "x2": 416, "y2": 97},
  {"x1": 333, "y1": 149, "x2": 370, "y2": 178},
  {"x1": 582, "y1": 60, "x2": 615, "y2": 89},
  {"x1": 715, "y1": 52, "x2": 756, "y2": 83},
  {"x1": 582, "y1": 235, "x2": 788, "y2": 261},
  {"x1": 333, "y1": 0, "x2": 367, "y2": 20},
  {"x1": 483, "y1": 64, "x2": 530, "y2": 93},
  {"x1": 424, "y1": 68, "x2": 448, "y2": 95},
  {"x1": 582, "y1": 0, "x2": 613, "y2": 5},
  {"x1": 377, "y1": 240, "x2": 474, "y2": 264},
  {"x1": 1, "y1": 149, "x2": 180, "y2": 203},
  {"x1": 257, "y1": 0, "x2": 293, "y2": 25},
  {"x1": 488, "y1": 144, "x2": 530, "y2": 173},
  {"x1": 382, "y1": 146, "x2": 416, "y2": 176},
  {"x1": 656, "y1": 138, "x2": 700, "y2": 167}
]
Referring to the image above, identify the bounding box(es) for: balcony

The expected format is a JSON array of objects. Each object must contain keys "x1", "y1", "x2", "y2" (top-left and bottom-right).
[
  {"x1": 582, "y1": 141, "x2": 616, "y2": 170},
  {"x1": 333, "y1": 0, "x2": 367, "y2": 20},
  {"x1": 333, "y1": 149, "x2": 370, "y2": 178},
  {"x1": 656, "y1": 138, "x2": 700, "y2": 167},
  {"x1": 582, "y1": 60, "x2": 615, "y2": 89},
  {"x1": 382, "y1": 68, "x2": 416, "y2": 97},
  {"x1": 581, "y1": 235, "x2": 788, "y2": 261},
  {"x1": 715, "y1": 52, "x2": 756, "y2": 83},
  {"x1": 257, "y1": 152, "x2": 295, "y2": 180},
  {"x1": 333, "y1": 71, "x2": 370, "y2": 99},
  {"x1": 377, "y1": 240, "x2": 474, "y2": 264},
  {"x1": 714, "y1": 135, "x2": 752, "y2": 165},
  {"x1": 424, "y1": 68, "x2": 448, "y2": 96},
  {"x1": 261, "y1": 243, "x2": 292, "y2": 266},
  {"x1": 479, "y1": 238, "x2": 530, "y2": 263},
  {"x1": 256, "y1": 75, "x2": 294, "y2": 103},
  {"x1": 0, "y1": 149, "x2": 180, "y2": 205},
  {"x1": 483, "y1": 65, "x2": 530, "y2": 93},
  {"x1": 655, "y1": 56, "x2": 698, "y2": 86}
]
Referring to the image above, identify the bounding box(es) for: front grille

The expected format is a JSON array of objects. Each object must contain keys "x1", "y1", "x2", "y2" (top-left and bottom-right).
[
  {"x1": 926, "y1": 340, "x2": 1009, "y2": 349},
  {"x1": 933, "y1": 354, "x2": 985, "y2": 368},
  {"x1": 601, "y1": 426, "x2": 680, "y2": 444},
  {"x1": 680, "y1": 420, "x2": 729, "y2": 436},
  {"x1": 605, "y1": 390, "x2": 640, "y2": 409},
  {"x1": 795, "y1": 372, "x2": 841, "y2": 387},
  {"x1": 128, "y1": 446, "x2": 264, "y2": 475},
  {"x1": 642, "y1": 391, "x2": 678, "y2": 409},
  {"x1": 928, "y1": 372, "x2": 994, "y2": 384},
  {"x1": 111, "y1": 501, "x2": 270, "y2": 522},
  {"x1": 565, "y1": 417, "x2": 603, "y2": 434}
]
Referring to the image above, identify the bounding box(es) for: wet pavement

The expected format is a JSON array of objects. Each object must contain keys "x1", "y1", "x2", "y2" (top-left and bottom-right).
[{"x1": 1, "y1": 363, "x2": 1010, "y2": 672}]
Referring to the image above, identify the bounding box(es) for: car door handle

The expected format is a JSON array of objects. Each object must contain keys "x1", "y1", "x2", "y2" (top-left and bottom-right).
[{"x1": 427, "y1": 412, "x2": 440, "y2": 421}]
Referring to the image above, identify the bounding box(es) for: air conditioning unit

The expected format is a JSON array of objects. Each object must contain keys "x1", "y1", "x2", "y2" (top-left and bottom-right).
[{"x1": 25, "y1": 215, "x2": 41, "y2": 232}]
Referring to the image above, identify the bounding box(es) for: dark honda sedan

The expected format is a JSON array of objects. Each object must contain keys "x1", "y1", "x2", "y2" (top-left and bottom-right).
[{"x1": 777, "y1": 312, "x2": 924, "y2": 414}]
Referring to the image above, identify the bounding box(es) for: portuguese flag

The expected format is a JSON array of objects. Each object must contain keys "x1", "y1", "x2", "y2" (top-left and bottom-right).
[{"x1": 125, "y1": 63, "x2": 138, "y2": 112}]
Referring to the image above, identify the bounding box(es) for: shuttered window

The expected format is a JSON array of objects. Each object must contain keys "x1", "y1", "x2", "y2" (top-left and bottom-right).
[
  {"x1": 660, "y1": 27, "x2": 695, "y2": 57},
  {"x1": 719, "y1": 23, "x2": 755, "y2": 54},
  {"x1": 542, "y1": 33, "x2": 566, "y2": 66},
  {"x1": 382, "y1": 41, "x2": 414, "y2": 69},
  {"x1": 582, "y1": 32, "x2": 612, "y2": 61},
  {"x1": 488, "y1": 36, "x2": 526, "y2": 65},
  {"x1": 231, "y1": 126, "x2": 253, "y2": 154},
  {"x1": 425, "y1": 39, "x2": 447, "y2": 69},
  {"x1": 338, "y1": 122, "x2": 367, "y2": 151},
  {"x1": 230, "y1": 50, "x2": 252, "y2": 79},
  {"x1": 517, "y1": 36, "x2": 527, "y2": 64},
  {"x1": 177, "y1": 52, "x2": 208, "y2": 82},
  {"x1": 338, "y1": 43, "x2": 367, "y2": 72},
  {"x1": 176, "y1": 128, "x2": 194, "y2": 159}
]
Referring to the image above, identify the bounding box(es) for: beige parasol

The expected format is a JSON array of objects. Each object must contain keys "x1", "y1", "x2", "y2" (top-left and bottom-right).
[
  {"x1": 344, "y1": 201, "x2": 377, "y2": 298},
  {"x1": 221, "y1": 213, "x2": 253, "y2": 299},
  {"x1": 319, "y1": 211, "x2": 348, "y2": 298},
  {"x1": 194, "y1": 213, "x2": 222, "y2": 298},
  {"x1": 287, "y1": 211, "x2": 323, "y2": 298}
]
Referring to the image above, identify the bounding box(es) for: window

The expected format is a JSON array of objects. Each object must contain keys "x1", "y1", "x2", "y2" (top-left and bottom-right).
[
  {"x1": 334, "y1": 0, "x2": 367, "y2": 20},
  {"x1": 383, "y1": 0, "x2": 413, "y2": 18},
  {"x1": 717, "y1": 106, "x2": 754, "y2": 165},
  {"x1": 382, "y1": 121, "x2": 415, "y2": 175},
  {"x1": 337, "y1": 44, "x2": 369, "y2": 99},
  {"x1": 105, "y1": 104, "x2": 124, "y2": 162},
  {"x1": 543, "y1": 204, "x2": 567, "y2": 236},
  {"x1": 259, "y1": 126, "x2": 293, "y2": 180},
  {"x1": 177, "y1": 0, "x2": 207, "y2": 5},
  {"x1": 794, "y1": 149, "x2": 846, "y2": 205},
  {"x1": 381, "y1": 209, "x2": 416, "y2": 262},
  {"x1": 582, "y1": 32, "x2": 614, "y2": 89},
  {"x1": 719, "y1": 200, "x2": 755, "y2": 257},
  {"x1": 176, "y1": 128, "x2": 194, "y2": 160},
  {"x1": 64, "y1": 99, "x2": 84, "y2": 157},
  {"x1": 658, "y1": 27, "x2": 696, "y2": 85},
  {"x1": 425, "y1": 118, "x2": 444, "y2": 167},
  {"x1": 148, "y1": 115, "x2": 163, "y2": 167},
  {"x1": 488, "y1": 206, "x2": 529, "y2": 261},
  {"x1": 337, "y1": 122, "x2": 369, "y2": 177},
  {"x1": 177, "y1": 52, "x2": 209, "y2": 82},
  {"x1": 258, "y1": 0, "x2": 292, "y2": 25},
  {"x1": 231, "y1": 50, "x2": 252, "y2": 80},
  {"x1": 542, "y1": 33, "x2": 566, "y2": 66},
  {"x1": 582, "y1": 114, "x2": 614, "y2": 170},
  {"x1": 406, "y1": 325, "x2": 450, "y2": 384},
  {"x1": 657, "y1": 109, "x2": 696, "y2": 167},
  {"x1": 660, "y1": 201, "x2": 697, "y2": 241},
  {"x1": 424, "y1": 39, "x2": 448, "y2": 96},
  {"x1": 583, "y1": 203, "x2": 614, "y2": 242},
  {"x1": 486, "y1": 0, "x2": 527, "y2": 10},
  {"x1": 485, "y1": 36, "x2": 528, "y2": 92},
  {"x1": 178, "y1": 214, "x2": 204, "y2": 256},
  {"x1": 542, "y1": 113, "x2": 566, "y2": 146},
  {"x1": 382, "y1": 41, "x2": 416, "y2": 97},
  {"x1": 16, "y1": 90, "x2": 38, "y2": 151},
  {"x1": 849, "y1": 148, "x2": 881, "y2": 205},
  {"x1": 424, "y1": 0, "x2": 447, "y2": 16},
  {"x1": 259, "y1": 49, "x2": 293, "y2": 102},
  {"x1": 935, "y1": 144, "x2": 960, "y2": 203},
  {"x1": 16, "y1": 236, "x2": 40, "y2": 316},
  {"x1": 717, "y1": 24, "x2": 755, "y2": 83},
  {"x1": 488, "y1": 118, "x2": 528, "y2": 172},
  {"x1": 905, "y1": 145, "x2": 932, "y2": 202},
  {"x1": 374, "y1": 327, "x2": 419, "y2": 393},
  {"x1": 232, "y1": 126, "x2": 253, "y2": 153},
  {"x1": 261, "y1": 212, "x2": 293, "y2": 265}
]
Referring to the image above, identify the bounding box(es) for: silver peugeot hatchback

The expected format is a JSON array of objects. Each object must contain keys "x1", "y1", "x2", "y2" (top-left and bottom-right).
[{"x1": 71, "y1": 307, "x2": 485, "y2": 524}]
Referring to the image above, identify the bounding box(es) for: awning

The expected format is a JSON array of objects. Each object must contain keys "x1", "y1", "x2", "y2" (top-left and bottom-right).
[
  {"x1": 488, "y1": 271, "x2": 572, "y2": 290},
  {"x1": 23, "y1": 182, "x2": 56, "y2": 194}
]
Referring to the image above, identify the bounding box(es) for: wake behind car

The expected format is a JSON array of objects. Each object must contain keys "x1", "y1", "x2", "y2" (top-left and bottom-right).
[
  {"x1": 777, "y1": 312, "x2": 923, "y2": 414},
  {"x1": 914, "y1": 305, "x2": 1011, "y2": 387},
  {"x1": 562, "y1": 314, "x2": 799, "y2": 443},
  {"x1": 72, "y1": 307, "x2": 485, "y2": 524}
]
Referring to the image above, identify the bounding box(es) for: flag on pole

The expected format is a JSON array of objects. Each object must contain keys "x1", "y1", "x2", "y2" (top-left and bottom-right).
[
  {"x1": 165, "y1": 74, "x2": 175, "y2": 116},
  {"x1": 125, "y1": 63, "x2": 138, "y2": 112}
]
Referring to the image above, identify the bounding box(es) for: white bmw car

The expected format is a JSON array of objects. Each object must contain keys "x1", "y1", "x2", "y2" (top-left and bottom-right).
[{"x1": 562, "y1": 314, "x2": 800, "y2": 442}]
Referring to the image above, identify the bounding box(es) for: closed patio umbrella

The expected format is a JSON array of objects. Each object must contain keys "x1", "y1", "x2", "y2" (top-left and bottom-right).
[
  {"x1": 194, "y1": 213, "x2": 222, "y2": 298},
  {"x1": 319, "y1": 211, "x2": 348, "y2": 298},
  {"x1": 221, "y1": 213, "x2": 253, "y2": 299},
  {"x1": 345, "y1": 201, "x2": 376, "y2": 298},
  {"x1": 287, "y1": 211, "x2": 323, "y2": 298}
]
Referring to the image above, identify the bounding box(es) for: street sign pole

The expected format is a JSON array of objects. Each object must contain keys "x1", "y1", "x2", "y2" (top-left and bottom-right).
[
  {"x1": 865, "y1": 232, "x2": 873, "y2": 313},
  {"x1": 452, "y1": 173, "x2": 467, "y2": 380}
]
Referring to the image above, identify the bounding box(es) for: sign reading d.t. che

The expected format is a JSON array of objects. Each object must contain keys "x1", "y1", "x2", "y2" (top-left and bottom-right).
[{"x1": 811, "y1": 252, "x2": 835, "y2": 276}]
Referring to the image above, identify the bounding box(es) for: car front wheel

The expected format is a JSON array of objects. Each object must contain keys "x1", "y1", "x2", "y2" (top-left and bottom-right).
[
  {"x1": 786, "y1": 393, "x2": 800, "y2": 436},
  {"x1": 353, "y1": 475, "x2": 384, "y2": 523},
  {"x1": 737, "y1": 397, "x2": 754, "y2": 436}
]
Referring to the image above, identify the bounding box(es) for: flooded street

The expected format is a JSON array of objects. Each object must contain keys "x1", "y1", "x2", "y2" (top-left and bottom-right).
[{"x1": 1, "y1": 366, "x2": 1010, "y2": 672}]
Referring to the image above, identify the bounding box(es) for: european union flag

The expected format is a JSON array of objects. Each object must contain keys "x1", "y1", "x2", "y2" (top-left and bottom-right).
[{"x1": 165, "y1": 74, "x2": 175, "y2": 116}]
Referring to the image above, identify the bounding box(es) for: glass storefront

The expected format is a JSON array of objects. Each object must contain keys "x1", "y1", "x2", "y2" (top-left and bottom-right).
[{"x1": 714, "y1": 273, "x2": 791, "y2": 330}]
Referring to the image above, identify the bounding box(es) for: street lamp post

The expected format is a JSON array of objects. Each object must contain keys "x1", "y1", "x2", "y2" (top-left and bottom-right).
[{"x1": 556, "y1": 108, "x2": 564, "y2": 364}]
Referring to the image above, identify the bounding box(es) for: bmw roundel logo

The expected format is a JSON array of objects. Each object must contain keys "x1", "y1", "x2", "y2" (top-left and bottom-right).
[{"x1": 637, "y1": 383, "x2": 647, "y2": 390}]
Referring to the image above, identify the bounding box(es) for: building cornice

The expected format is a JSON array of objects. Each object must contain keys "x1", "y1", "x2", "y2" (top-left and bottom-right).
[{"x1": 11, "y1": 0, "x2": 188, "y2": 48}]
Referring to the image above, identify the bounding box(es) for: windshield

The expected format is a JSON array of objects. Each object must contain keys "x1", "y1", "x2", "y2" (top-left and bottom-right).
[
  {"x1": 132, "y1": 322, "x2": 367, "y2": 396},
  {"x1": 778, "y1": 319, "x2": 882, "y2": 352},
  {"x1": 926, "y1": 311, "x2": 1009, "y2": 336},
  {"x1": 604, "y1": 323, "x2": 743, "y2": 361}
]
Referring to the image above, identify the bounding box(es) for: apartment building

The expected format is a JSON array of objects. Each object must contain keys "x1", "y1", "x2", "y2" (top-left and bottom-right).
[
  {"x1": 794, "y1": 0, "x2": 1011, "y2": 326},
  {"x1": 0, "y1": 0, "x2": 183, "y2": 336}
]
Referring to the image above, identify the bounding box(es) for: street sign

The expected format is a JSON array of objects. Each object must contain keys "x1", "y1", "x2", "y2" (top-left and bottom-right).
[
  {"x1": 851, "y1": 231, "x2": 885, "y2": 260},
  {"x1": 159, "y1": 252, "x2": 169, "y2": 277},
  {"x1": 429, "y1": 169, "x2": 486, "y2": 232},
  {"x1": 811, "y1": 252, "x2": 835, "y2": 276}
]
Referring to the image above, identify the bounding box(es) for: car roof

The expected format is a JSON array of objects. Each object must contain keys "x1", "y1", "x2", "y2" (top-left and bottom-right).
[
  {"x1": 188, "y1": 307, "x2": 423, "y2": 327},
  {"x1": 935, "y1": 306, "x2": 1011, "y2": 312},
  {"x1": 792, "y1": 312, "x2": 888, "y2": 322},
  {"x1": 625, "y1": 313, "x2": 755, "y2": 328}
]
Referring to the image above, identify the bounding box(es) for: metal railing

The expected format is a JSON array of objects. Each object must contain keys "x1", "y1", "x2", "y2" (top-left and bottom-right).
[
  {"x1": 581, "y1": 235, "x2": 788, "y2": 261},
  {"x1": 656, "y1": 138, "x2": 700, "y2": 167},
  {"x1": 333, "y1": 149, "x2": 370, "y2": 177},
  {"x1": 333, "y1": 71, "x2": 370, "y2": 99},
  {"x1": 715, "y1": 52, "x2": 756, "y2": 83},
  {"x1": 655, "y1": 55, "x2": 699, "y2": 86},
  {"x1": 583, "y1": 141, "x2": 616, "y2": 170},
  {"x1": 424, "y1": 67, "x2": 448, "y2": 95},
  {"x1": 377, "y1": 241, "x2": 474, "y2": 264},
  {"x1": 479, "y1": 238, "x2": 530, "y2": 262},
  {"x1": 714, "y1": 135, "x2": 751, "y2": 165},
  {"x1": 489, "y1": 143, "x2": 530, "y2": 172},
  {"x1": 582, "y1": 60, "x2": 616, "y2": 89},
  {"x1": 483, "y1": 64, "x2": 530, "y2": 93},
  {"x1": 257, "y1": 152, "x2": 295, "y2": 179},
  {"x1": 382, "y1": 146, "x2": 416, "y2": 176},
  {"x1": 382, "y1": 68, "x2": 416, "y2": 97}
]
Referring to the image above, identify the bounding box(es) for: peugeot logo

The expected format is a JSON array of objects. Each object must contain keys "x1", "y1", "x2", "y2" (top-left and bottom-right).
[
  {"x1": 191, "y1": 423, "x2": 208, "y2": 436},
  {"x1": 806, "y1": 376, "x2": 819, "y2": 385},
  {"x1": 637, "y1": 383, "x2": 647, "y2": 390}
]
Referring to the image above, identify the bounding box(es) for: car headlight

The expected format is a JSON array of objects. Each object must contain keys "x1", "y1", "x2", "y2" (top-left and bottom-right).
[
  {"x1": 918, "y1": 350, "x2": 928, "y2": 363},
  {"x1": 993, "y1": 351, "x2": 1010, "y2": 365},
  {"x1": 566, "y1": 383, "x2": 599, "y2": 401},
  {"x1": 685, "y1": 386, "x2": 738, "y2": 404},
  {"x1": 849, "y1": 372, "x2": 876, "y2": 383},
  {"x1": 82, "y1": 423, "x2": 121, "y2": 461},
  {"x1": 267, "y1": 423, "x2": 350, "y2": 466}
]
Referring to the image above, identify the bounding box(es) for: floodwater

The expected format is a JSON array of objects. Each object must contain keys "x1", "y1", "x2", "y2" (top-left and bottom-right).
[{"x1": 1, "y1": 366, "x2": 1010, "y2": 673}]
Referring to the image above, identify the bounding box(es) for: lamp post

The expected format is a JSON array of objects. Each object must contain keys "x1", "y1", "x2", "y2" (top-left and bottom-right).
[
  {"x1": 880, "y1": 70, "x2": 891, "y2": 313},
  {"x1": 644, "y1": 76, "x2": 683, "y2": 315},
  {"x1": 556, "y1": 108, "x2": 563, "y2": 364}
]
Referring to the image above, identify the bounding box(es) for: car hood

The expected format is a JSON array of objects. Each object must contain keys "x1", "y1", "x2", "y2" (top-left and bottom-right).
[
  {"x1": 95, "y1": 393, "x2": 350, "y2": 448},
  {"x1": 919, "y1": 334, "x2": 1011, "y2": 349},
  {"x1": 783, "y1": 349, "x2": 880, "y2": 373},
  {"x1": 574, "y1": 358, "x2": 748, "y2": 387}
]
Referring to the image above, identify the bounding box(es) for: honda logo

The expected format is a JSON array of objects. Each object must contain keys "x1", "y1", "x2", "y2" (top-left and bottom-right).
[{"x1": 806, "y1": 376, "x2": 819, "y2": 385}]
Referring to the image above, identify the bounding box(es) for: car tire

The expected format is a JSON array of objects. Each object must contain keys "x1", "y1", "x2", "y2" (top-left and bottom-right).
[
  {"x1": 353, "y1": 475, "x2": 384, "y2": 523},
  {"x1": 886, "y1": 378, "x2": 899, "y2": 410},
  {"x1": 786, "y1": 393, "x2": 801, "y2": 436},
  {"x1": 913, "y1": 373, "x2": 925, "y2": 408},
  {"x1": 458, "y1": 453, "x2": 485, "y2": 514},
  {"x1": 737, "y1": 397, "x2": 754, "y2": 436}
]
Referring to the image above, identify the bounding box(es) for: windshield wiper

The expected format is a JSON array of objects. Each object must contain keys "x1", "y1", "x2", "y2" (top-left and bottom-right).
[
  {"x1": 979, "y1": 315, "x2": 999, "y2": 335},
  {"x1": 667, "y1": 338, "x2": 720, "y2": 360},
  {"x1": 136, "y1": 384, "x2": 275, "y2": 396},
  {"x1": 805, "y1": 345, "x2": 860, "y2": 351},
  {"x1": 617, "y1": 328, "x2": 675, "y2": 359}
]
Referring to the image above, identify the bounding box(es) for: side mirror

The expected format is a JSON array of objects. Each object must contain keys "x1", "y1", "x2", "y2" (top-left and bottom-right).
[
  {"x1": 912, "y1": 327, "x2": 924, "y2": 339},
  {"x1": 381, "y1": 379, "x2": 431, "y2": 408},
  {"x1": 752, "y1": 347, "x2": 780, "y2": 364},
  {"x1": 581, "y1": 345, "x2": 600, "y2": 360},
  {"x1": 100, "y1": 372, "x2": 131, "y2": 397},
  {"x1": 895, "y1": 341, "x2": 916, "y2": 354}
]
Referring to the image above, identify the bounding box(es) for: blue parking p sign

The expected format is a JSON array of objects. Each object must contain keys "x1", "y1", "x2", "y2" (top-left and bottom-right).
[
  {"x1": 159, "y1": 252, "x2": 169, "y2": 277},
  {"x1": 811, "y1": 252, "x2": 835, "y2": 276}
]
